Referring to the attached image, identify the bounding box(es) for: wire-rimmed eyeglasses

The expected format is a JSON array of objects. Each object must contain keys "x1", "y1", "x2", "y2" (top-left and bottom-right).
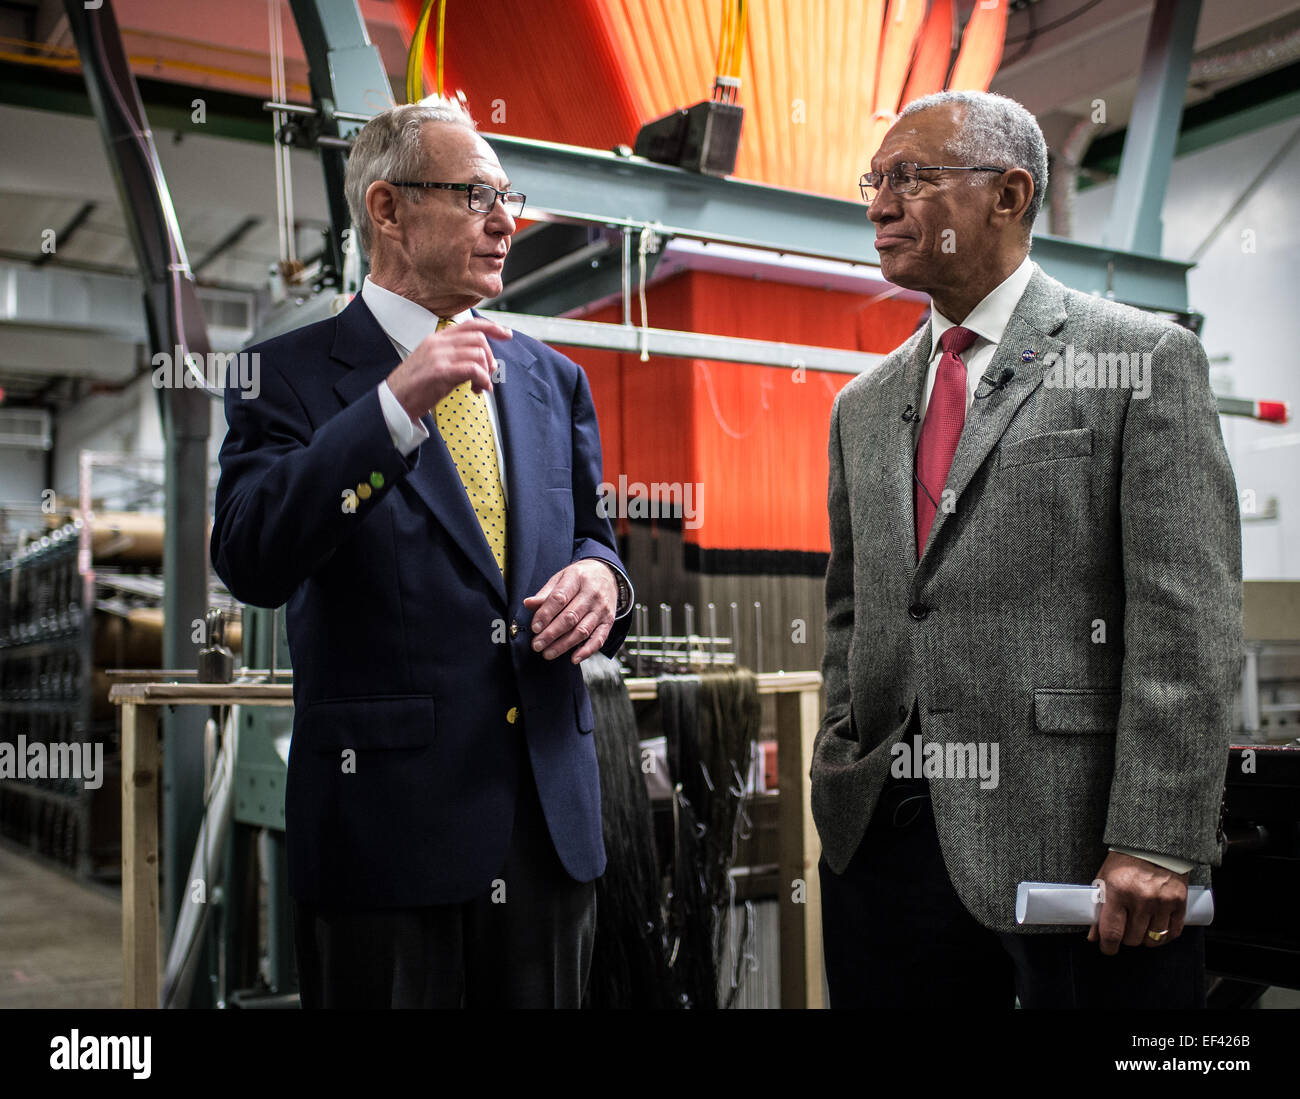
[
  {"x1": 859, "y1": 163, "x2": 1005, "y2": 203},
  {"x1": 388, "y1": 181, "x2": 526, "y2": 217}
]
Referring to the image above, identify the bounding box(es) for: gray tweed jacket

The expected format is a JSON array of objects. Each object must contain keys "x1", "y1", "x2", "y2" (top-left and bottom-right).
[{"x1": 811, "y1": 262, "x2": 1242, "y2": 933}]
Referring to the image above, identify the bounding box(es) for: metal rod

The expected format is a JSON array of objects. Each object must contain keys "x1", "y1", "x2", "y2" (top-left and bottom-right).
[
  {"x1": 262, "y1": 100, "x2": 318, "y2": 116},
  {"x1": 104, "y1": 668, "x2": 294, "y2": 680},
  {"x1": 659, "y1": 603, "x2": 671, "y2": 670},
  {"x1": 261, "y1": 100, "x2": 373, "y2": 123},
  {"x1": 636, "y1": 604, "x2": 646, "y2": 677},
  {"x1": 754, "y1": 601, "x2": 763, "y2": 675},
  {"x1": 684, "y1": 603, "x2": 694, "y2": 666},
  {"x1": 621, "y1": 228, "x2": 632, "y2": 326},
  {"x1": 268, "y1": 0, "x2": 295, "y2": 265},
  {"x1": 708, "y1": 602, "x2": 717, "y2": 667},
  {"x1": 269, "y1": 610, "x2": 278, "y2": 683},
  {"x1": 628, "y1": 600, "x2": 639, "y2": 672},
  {"x1": 730, "y1": 602, "x2": 739, "y2": 669},
  {"x1": 478, "y1": 309, "x2": 883, "y2": 375}
]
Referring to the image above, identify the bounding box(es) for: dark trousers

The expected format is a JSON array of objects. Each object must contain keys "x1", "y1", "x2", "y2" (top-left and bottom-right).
[
  {"x1": 291, "y1": 762, "x2": 596, "y2": 1008},
  {"x1": 819, "y1": 774, "x2": 1205, "y2": 1009}
]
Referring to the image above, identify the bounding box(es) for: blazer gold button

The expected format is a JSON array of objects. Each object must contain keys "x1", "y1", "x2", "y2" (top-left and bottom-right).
[
  {"x1": 506, "y1": 706, "x2": 518, "y2": 724},
  {"x1": 509, "y1": 621, "x2": 520, "y2": 638}
]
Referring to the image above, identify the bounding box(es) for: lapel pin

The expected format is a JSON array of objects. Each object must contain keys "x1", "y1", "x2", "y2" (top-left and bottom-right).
[{"x1": 1021, "y1": 349, "x2": 1037, "y2": 362}]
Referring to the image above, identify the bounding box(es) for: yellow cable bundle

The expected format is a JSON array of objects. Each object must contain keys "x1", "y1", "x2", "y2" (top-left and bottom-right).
[
  {"x1": 713, "y1": 0, "x2": 746, "y2": 102},
  {"x1": 730, "y1": 0, "x2": 747, "y2": 79},
  {"x1": 714, "y1": 0, "x2": 734, "y2": 82},
  {"x1": 405, "y1": 0, "x2": 448, "y2": 104}
]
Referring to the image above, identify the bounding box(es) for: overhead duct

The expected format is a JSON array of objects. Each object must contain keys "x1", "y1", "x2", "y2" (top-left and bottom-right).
[{"x1": 1051, "y1": 24, "x2": 1300, "y2": 238}]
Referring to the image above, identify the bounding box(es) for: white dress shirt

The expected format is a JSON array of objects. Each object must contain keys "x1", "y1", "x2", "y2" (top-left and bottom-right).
[
  {"x1": 916, "y1": 257, "x2": 1193, "y2": 877},
  {"x1": 362, "y1": 275, "x2": 634, "y2": 619},
  {"x1": 364, "y1": 276, "x2": 509, "y2": 505},
  {"x1": 916, "y1": 255, "x2": 1034, "y2": 434}
]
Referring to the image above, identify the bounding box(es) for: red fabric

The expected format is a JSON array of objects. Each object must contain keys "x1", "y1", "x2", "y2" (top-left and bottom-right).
[
  {"x1": 914, "y1": 325, "x2": 975, "y2": 556},
  {"x1": 947, "y1": 0, "x2": 1008, "y2": 92},
  {"x1": 554, "y1": 272, "x2": 926, "y2": 556},
  {"x1": 901, "y1": 0, "x2": 955, "y2": 109},
  {"x1": 392, "y1": 0, "x2": 642, "y2": 151},
  {"x1": 383, "y1": 1, "x2": 1003, "y2": 561},
  {"x1": 394, "y1": 0, "x2": 1003, "y2": 202}
]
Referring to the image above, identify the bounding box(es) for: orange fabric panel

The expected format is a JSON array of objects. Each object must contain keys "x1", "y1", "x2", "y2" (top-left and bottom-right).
[
  {"x1": 900, "y1": 0, "x2": 955, "y2": 109},
  {"x1": 566, "y1": 333, "x2": 625, "y2": 493},
  {"x1": 690, "y1": 357, "x2": 844, "y2": 552},
  {"x1": 555, "y1": 272, "x2": 924, "y2": 554},
  {"x1": 382, "y1": 3, "x2": 988, "y2": 555},
  {"x1": 947, "y1": 0, "x2": 1008, "y2": 92},
  {"x1": 865, "y1": 0, "x2": 927, "y2": 159},
  {"x1": 675, "y1": 271, "x2": 863, "y2": 348},
  {"x1": 835, "y1": 0, "x2": 886, "y2": 200},
  {"x1": 682, "y1": 275, "x2": 923, "y2": 551},
  {"x1": 392, "y1": 0, "x2": 643, "y2": 151},
  {"x1": 857, "y1": 295, "x2": 930, "y2": 352},
  {"x1": 393, "y1": 0, "x2": 1001, "y2": 202}
]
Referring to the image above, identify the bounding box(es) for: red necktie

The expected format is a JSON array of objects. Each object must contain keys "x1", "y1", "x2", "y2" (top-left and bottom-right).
[{"x1": 915, "y1": 325, "x2": 977, "y2": 557}]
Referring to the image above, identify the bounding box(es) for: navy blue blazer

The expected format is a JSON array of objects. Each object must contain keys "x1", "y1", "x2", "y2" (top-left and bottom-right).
[{"x1": 211, "y1": 295, "x2": 630, "y2": 908}]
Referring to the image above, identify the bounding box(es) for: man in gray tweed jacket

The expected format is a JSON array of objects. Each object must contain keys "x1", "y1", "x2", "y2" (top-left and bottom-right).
[{"x1": 812, "y1": 90, "x2": 1241, "y2": 1008}]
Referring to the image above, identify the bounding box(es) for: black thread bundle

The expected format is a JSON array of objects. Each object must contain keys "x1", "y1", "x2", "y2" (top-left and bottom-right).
[
  {"x1": 658, "y1": 668, "x2": 761, "y2": 1009},
  {"x1": 580, "y1": 654, "x2": 674, "y2": 1009}
]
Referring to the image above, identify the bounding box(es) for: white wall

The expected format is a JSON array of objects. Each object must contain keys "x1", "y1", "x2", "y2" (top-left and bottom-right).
[
  {"x1": 0, "y1": 376, "x2": 227, "y2": 535},
  {"x1": 1072, "y1": 115, "x2": 1300, "y2": 579},
  {"x1": 0, "y1": 446, "x2": 45, "y2": 506}
]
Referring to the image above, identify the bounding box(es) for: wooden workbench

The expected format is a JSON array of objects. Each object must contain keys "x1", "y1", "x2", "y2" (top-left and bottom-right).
[{"x1": 111, "y1": 670, "x2": 824, "y2": 1010}]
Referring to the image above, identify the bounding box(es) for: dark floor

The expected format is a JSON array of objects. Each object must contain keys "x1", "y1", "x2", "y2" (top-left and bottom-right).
[
  {"x1": 0, "y1": 838, "x2": 1296, "y2": 1010},
  {"x1": 0, "y1": 842, "x2": 120, "y2": 1008}
]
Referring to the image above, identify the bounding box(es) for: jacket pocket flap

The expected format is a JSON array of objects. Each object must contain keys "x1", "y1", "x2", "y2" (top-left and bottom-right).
[
  {"x1": 1000, "y1": 428, "x2": 1093, "y2": 469},
  {"x1": 303, "y1": 695, "x2": 435, "y2": 751},
  {"x1": 575, "y1": 685, "x2": 594, "y2": 734},
  {"x1": 1033, "y1": 689, "x2": 1120, "y2": 733}
]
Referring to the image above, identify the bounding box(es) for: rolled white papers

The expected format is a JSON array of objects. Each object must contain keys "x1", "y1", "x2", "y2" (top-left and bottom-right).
[{"x1": 1015, "y1": 881, "x2": 1214, "y2": 926}]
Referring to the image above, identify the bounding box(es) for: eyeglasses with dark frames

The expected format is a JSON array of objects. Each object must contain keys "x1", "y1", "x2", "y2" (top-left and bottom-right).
[
  {"x1": 388, "y1": 181, "x2": 526, "y2": 217},
  {"x1": 859, "y1": 163, "x2": 1006, "y2": 203}
]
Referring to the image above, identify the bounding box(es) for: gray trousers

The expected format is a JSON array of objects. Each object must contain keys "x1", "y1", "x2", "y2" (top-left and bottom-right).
[{"x1": 291, "y1": 762, "x2": 597, "y2": 1009}]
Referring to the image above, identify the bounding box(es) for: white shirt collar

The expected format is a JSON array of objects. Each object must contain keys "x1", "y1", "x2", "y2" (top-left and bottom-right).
[
  {"x1": 930, "y1": 255, "x2": 1034, "y2": 356},
  {"x1": 361, "y1": 276, "x2": 473, "y2": 353}
]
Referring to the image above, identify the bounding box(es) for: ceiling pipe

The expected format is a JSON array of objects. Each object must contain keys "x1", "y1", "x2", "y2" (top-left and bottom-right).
[{"x1": 1049, "y1": 24, "x2": 1300, "y2": 239}]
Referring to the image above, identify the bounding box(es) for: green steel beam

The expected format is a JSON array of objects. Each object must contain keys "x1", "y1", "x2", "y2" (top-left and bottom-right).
[
  {"x1": 486, "y1": 131, "x2": 1193, "y2": 313},
  {"x1": 1104, "y1": 0, "x2": 1203, "y2": 255}
]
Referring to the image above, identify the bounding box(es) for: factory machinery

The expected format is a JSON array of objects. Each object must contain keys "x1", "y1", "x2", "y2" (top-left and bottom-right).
[{"x1": 0, "y1": 0, "x2": 1293, "y2": 1007}]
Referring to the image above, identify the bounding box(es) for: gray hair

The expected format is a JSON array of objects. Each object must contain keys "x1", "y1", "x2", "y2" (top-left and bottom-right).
[
  {"x1": 897, "y1": 90, "x2": 1048, "y2": 236},
  {"x1": 344, "y1": 97, "x2": 478, "y2": 253}
]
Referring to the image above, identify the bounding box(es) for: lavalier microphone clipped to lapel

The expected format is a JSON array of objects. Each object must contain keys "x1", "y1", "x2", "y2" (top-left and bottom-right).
[{"x1": 974, "y1": 367, "x2": 1015, "y2": 400}]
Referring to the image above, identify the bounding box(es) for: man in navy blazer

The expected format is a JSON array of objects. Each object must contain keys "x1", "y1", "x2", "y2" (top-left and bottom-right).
[{"x1": 211, "y1": 98, "x2": 632, "y2": 1008}]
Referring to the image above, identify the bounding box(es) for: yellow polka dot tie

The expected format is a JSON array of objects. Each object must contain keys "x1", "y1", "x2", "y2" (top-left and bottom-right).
[{"x1": 432, "y1": 317, "x2": 507, "y2": 577}]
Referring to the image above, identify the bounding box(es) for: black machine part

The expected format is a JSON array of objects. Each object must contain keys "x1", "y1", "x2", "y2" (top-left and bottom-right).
[{"x1": 634, "y1": 99, "x2": 744, "y2": 177}]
